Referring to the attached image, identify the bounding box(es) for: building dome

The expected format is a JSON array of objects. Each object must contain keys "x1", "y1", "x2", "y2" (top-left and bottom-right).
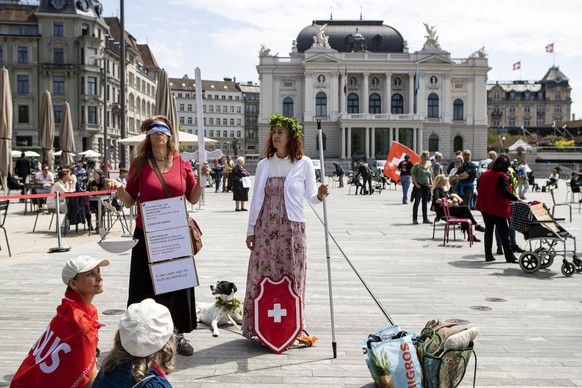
[{"x1": 296, "y1": 20, "x2": 405, "y2": 53}]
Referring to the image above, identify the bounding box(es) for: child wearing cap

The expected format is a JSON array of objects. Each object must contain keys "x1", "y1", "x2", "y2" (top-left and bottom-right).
[
  {"x1": 93, "y1": 299, "x2": 176, "y2": 387},
  {"x1": 11, "y1": 256, "x2": 109, "y2": 387}
]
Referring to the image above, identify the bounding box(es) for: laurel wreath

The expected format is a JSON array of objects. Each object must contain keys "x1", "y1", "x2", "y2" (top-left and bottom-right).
[
  {"x1": 214, "y1": 296, "x2": 243, "y2": 315},
  {"x1": 268, "y1": 113, "x2": 303, "y2": 138}
]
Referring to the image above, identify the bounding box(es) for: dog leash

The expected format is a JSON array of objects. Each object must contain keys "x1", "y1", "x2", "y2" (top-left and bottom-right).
[{"x1": 226, "y1": 312, "x2": 242, "y2": 331}]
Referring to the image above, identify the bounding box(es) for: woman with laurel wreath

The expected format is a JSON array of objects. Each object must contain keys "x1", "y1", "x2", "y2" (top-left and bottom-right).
[{"x1": 242, "y1": 114, "x2": 329, "y2": 345}]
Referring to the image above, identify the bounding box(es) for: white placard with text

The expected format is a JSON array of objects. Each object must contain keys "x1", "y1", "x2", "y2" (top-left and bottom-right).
[
  {"x1": 141, "y1": 196, "x2": 188, "y2": 233},
  {"x1": 150, "y1": 257, "x2": 199, "y2": 295}
]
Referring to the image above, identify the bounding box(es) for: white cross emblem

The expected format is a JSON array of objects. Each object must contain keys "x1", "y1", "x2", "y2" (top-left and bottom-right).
[{"x1": 267, "y1": 303, "x2": 287, "y2": 323}]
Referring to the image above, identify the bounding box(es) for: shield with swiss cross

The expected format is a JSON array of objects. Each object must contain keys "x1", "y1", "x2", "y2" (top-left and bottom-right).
[{"x1": 254, "y1": 275, "x2": 302, "y2": 353}]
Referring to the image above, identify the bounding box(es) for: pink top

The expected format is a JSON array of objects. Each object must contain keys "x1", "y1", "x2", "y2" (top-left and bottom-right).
[{"x1": 125, "y1": 155, "x2": 196, "y2": 229}]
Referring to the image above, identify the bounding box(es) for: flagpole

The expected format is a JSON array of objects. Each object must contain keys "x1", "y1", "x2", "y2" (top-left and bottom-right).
[
  {"x1": 317, "y1": 119, "x2": 337, "y2": 359},
  {"x1": 195, "y1": 67, "x2": 206, "y2": 206}
]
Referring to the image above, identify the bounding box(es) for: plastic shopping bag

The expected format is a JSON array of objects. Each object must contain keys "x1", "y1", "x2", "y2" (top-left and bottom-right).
[{"x1": 361, "y1": 325, "x2": 423, "y2": 388}]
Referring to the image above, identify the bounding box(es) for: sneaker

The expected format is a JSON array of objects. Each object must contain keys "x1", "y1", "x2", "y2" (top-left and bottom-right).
[
  {"x1": 423, "y1": 219, "x2": 432, "y2": 224},
  {"x1": 412, "y1": 220, "x2": 419, "y2": 225},
  {"x1": 176, "y1": 334, "x2": 194, "y2": 356},
  {"x1": 472, "y1": 236, "x2": 481, "y2": 243},
  {"x1": 496, "y1": 247, "x2": 503, "y2": 255}
]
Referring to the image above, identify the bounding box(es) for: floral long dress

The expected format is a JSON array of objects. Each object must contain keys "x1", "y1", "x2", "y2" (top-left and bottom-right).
[{"x1": 242, "y1": 177, "x2": 307, "y2": 339}]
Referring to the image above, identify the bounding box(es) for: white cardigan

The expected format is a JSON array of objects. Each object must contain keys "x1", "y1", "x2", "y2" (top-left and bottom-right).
[{"x1": 247, "y1": 156, "x2": 321, "y2": 235}]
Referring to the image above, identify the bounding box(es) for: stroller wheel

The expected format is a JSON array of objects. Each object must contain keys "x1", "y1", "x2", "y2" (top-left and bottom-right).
[
  {"x1": 534, "y1": 248, "x2": 555, "y2": 269},
  {"x1": 561, "y1": 261, "x2": 575, "y2": 277},
  {"x1": 572, "y1": 257, "x2": 582, "y2": 273},
  {"x1": 519, "y1": 252, "x2": 541, "y2": 274}
]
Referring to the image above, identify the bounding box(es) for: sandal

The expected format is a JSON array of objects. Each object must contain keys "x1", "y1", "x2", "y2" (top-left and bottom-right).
[{"x1": 290, "y1": 330, "x2": 319, "y2": 349}]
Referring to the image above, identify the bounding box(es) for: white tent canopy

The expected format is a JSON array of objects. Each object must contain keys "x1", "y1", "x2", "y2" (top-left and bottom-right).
[
  {"x1": 508, "y1": 139, "x2": 533, "y2": 152},
  {"x1": 118, "y1": 132, "x2": 218, "y2": 146}
]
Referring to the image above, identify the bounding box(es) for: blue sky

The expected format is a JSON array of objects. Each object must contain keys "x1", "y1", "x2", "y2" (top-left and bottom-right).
[{"x1": 99, "y1": 0, "x2": 582, "y2": 120}]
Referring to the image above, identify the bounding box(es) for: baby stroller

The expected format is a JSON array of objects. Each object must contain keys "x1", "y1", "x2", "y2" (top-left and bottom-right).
[{"x1": 510, "y1": 202, "x2": 580, "y2": 277}]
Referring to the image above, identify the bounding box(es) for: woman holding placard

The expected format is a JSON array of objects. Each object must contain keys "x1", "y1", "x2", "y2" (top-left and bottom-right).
[
  {"x1": 105, "y1": 115, "x2": 207, "y2": 357},
  {"x1": 231, "y1": 156, "x2": 250, "y2": 211}
]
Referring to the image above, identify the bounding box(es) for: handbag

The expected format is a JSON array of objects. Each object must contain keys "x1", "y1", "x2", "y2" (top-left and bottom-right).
[
  {"x1": 150, "y1": 157, "x2": 203, "y2": 255},
  {"x1": 361, "y1": 325, "x2": 423, "y2": 388},
  {"x1": 416, "y1": 320, "x2": 478, "y2": 388}
]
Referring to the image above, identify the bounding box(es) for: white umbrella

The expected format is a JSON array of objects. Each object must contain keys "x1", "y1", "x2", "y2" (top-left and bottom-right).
[
  {"x1": 12, "y1": 150, "x2": 40, "y2": 158},
  {"x1": 78, "y1": 150, "x2": 101, "y2": 158},
  {"x1": 118, "y1": 132, "x2": 218, "y2": 146},
  {"x1": 0, "y1": 67, "x2": 13, "y2": 194}
]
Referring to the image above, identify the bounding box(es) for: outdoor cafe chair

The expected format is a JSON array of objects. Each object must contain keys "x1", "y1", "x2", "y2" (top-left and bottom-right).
[
  {"x1": 0, "y1": 200, "x2": 11, "y2": 257},
  {"x1": 441, "y1": 197, "x2": 474, "y2": 247}
]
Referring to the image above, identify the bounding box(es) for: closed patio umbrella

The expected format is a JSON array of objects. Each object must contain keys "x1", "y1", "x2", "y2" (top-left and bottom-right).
[
  {"x1": 0, "y1": 67, "x2": 13, "y2": 194},
  {"x1": 118, "y1": 132, "x2": 218, "y2": 146},
  {"x1": 40, "y1": 90, "x2": 55, "y2": 169},
  {"x1": 59, "y1": 101, "x2": 76, "y2": 166},
  {"x1": 154, "y1": 70, "x2": 179, "y2": 147}
]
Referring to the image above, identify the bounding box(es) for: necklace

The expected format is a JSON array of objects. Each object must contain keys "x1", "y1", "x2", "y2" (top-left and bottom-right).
[{"x1": 152, "y1": 153, "x2": 169, "y2": 161}]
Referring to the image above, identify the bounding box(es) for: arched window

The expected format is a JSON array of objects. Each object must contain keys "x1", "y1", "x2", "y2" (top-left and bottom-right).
[
  {"x1": 453, "y1": 99, "x2": 464, "y2": 120},
  {"x1": 282, "y1": 97, "x2": 293, "y2": 118},
  {"x1": 428, "y1": 134, "x2": 439, "y2": 152},
  {"x1": 391, "y1": 94, "x2": 403, "y2": 114},
  {"x1": 427, "y1": 93, "x2": 439, "y2": 118},
  {"x1": 369, "y1": 93, "x2": 381, "y2": 114},
  {"x1": 347, "y1": 93, "x2": 359, "y2": 113},
  {"x1": 316, "y1": 92, "x2": 327, "y2": 117},
  {"x1": 453, "y1": 135, "x2": 463, "y2": 153}
]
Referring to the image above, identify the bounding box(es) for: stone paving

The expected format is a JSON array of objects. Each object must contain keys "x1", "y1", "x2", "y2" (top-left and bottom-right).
[{"x1": 0, "y1": 180, "x2": 581, "y2": 387}]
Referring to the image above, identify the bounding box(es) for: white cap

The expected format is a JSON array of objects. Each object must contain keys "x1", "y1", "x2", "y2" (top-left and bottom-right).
[
  {"x1": 62, "y1": 255, "x2": 109, "y2": 285},
  {"x1": 119, "y1": 299, "x2": 174, "y2": 357}
]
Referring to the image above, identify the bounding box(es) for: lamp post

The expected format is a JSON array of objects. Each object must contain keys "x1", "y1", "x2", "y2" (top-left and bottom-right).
[
  {"x1": 90, "y1": 54, "x2": 109, "y2": 177},
  {"x1": 501, "y1": 136, "x2": 506, "y2": 154}
]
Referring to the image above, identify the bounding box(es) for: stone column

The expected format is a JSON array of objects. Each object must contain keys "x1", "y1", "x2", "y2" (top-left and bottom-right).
[
  {"x1": 340, "y1": 72, "x2": 347, "y2": 114},
  {"x1": 384, "y1": 72, "x2": 392, "y2": 114},
  {"x1": 413, "y1": 127, "x2": 417, "y2": 153},
  {"x1": 408, "y1": 72, "x2": 415, "y2": 114},
  {"x1": 371, "y1": 127, "x2": 376, "y2": 159},
  {"x1": 304, "y1": 72, "x2": 314, "y2": 120},
  {"x1": 341, "y1": 126, "x2": 346, "y2": 159},
  {"x1": 347, "y1": 127, "x2": 352, "y2": 159},
  {"x1": 365, "y1": 127, "x2": 370, "y2": 159}
]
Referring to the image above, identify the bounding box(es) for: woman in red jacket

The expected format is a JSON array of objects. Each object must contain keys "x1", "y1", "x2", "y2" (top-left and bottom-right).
[{"x1": 475, "y1": 155, "x2": 520, "y2": 263}]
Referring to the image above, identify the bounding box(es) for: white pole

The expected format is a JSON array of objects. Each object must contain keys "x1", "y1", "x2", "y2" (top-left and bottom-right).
[
  {"x1": 49, "y1": 191, "x2": 70, "y2": 253},
  {"x1": 195, "y1": 68, "x2": 206, "y2": 205},
  {"x1": 317, "y1": 120, "x2": 337, "y2": 358}
]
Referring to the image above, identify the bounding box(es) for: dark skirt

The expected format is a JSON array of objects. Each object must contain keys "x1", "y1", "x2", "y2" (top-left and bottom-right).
[
  {"x1": 127, "y1": 227, "x2": 197, "y2": 333},
  {"x1": 233, "y1": 181, "x2": 249, "y2": 201}
]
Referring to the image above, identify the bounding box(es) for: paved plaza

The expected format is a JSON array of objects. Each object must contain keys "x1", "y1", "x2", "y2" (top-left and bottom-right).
[{"x1": 0, "y1": 179, "x2": 581, "y2": 387}]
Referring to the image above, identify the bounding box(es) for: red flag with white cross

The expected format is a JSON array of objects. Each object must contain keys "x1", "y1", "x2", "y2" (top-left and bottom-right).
[{"x1": 384, "y1": 142, "x2": 420, "y2": 184}]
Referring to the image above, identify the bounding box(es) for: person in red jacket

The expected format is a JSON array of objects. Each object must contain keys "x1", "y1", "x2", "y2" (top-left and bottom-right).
[
  {"x1": 475, "y1": 155, "x2": 520, "y2": 263},
  {"x1": 11, "y1": 256, "x2": 108, "y2": 387}
]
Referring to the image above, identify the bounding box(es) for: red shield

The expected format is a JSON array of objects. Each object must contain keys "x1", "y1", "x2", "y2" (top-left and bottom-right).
[{"x1": 254, "y1": 275, "x2": 302, "y2": 353}]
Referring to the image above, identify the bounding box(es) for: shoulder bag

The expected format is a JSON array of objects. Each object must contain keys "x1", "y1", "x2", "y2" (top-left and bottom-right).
[{"x1": 149, "y1": 157, "x2": 203, "y2": 255}]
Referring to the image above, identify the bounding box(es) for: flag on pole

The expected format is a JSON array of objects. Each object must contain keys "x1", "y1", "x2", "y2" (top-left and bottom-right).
[
  {"x1": 384, "y1": 142, "x2": 421, "y2": 184},
  {"x1": 545, "y1": 42, "x2": 554, "y2": 53},
  {"x1": 512, "y1": 61, "x2": 521, "y2": 71},
  {"x1": 343, "y1": 65, "x2": 347, "y2": 94}
]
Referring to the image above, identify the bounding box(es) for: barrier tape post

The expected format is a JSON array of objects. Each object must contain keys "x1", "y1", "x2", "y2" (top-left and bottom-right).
[{"x1": 49, "y1": 191, "x2": 71, "y2": 253}]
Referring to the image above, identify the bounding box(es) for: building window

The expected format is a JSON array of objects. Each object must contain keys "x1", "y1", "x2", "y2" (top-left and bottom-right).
[
  {"x1": 555, "y1": 105, "x2": 561, "y2": 113},
  {"x1": 453, "y1": 99, "x2": 464, "y2": 120},
  {"x1": 347, "y1": 93, "x2": 359, "y2": 114},
  {"x1": 223, "y1": 130, "x2": 228, "y2": 137},
  {"x1": 391, "y1": 94, "x2": 403, "y2": 114},
  {"x1": 230, "y1": 119, "x2": 234, "y2": 125},
  {"x1": 524, "y1": 119, "x2": 530, "y2": 126},
  {"x1": 428, "y1": 134, "x2": 439, "y2": 152},
  {"x1": 524, "y1": 106, "x2": 530, "y2": 114},
  {"x1": 87, "y1": 106, "x2": 97, "y2": 124},
  {"x1": 537, "y1": 106, "x2": 544, "y2": 115},
  {"x1": 237, "y1": 107, "x2": 241, "y2": 113},
  {"x1": 230, "y1": 106, "x2": 234, "y2": 113},
  {"x1": 187, "y1": 104, "x2": 192, "y2": 111},
  {"x1": 316, "y1": 92, "x2": 327, "y2": 117},
  {"x1": 17, "y1": 75, "x2": 29, "y2": 93},
  {"x1": 509, "y1": 106, "x2": 515, "y2": 113},
  {"x1": 283, "y1": 97, "x2": 294, "y2": 117},
  {"x1": 555, "y1": 91, "x2": 561, "y2": 100},
  {"x1": 209, "y1": 118, "x2": 214, "y2": 125},
  {"x1": 187, "y1": 117, "x2": 192, "y2": 124},
  {"x1": 349, "y1": 77, "x2": 357, "y2": 86},
  {"x1": 54, "y1": 105, "x2": 63, "y2": 124},
  {"x1": 493, "y1": 91, "x2": 500, "y2": 100},
  {"x1": 54, "y1": 48, "x2": 64, "y2": 64},
  {"x1": 509, "y1": 119, "x2": 515, "y2": 127},
  {"x1": 493, "y1": 105, "x2": 500, "y2": 115},
  {"x1": 369, "y1": 93, "x2": 381, "y2": 114},
  {"x1": 223, "y1": 118, "x2": 227, "y2": 125},
  {"x1": 208, "y1": 105, "x2": 213, "y2": 112},
  {"x1": 216, "y1": 106, "x2": 221, "y2": 113},
  {"x1": 536, "y1": 118, "x2": 544, "y2": 126},
  {"x1": 53, "y1": 76, "x2": 65, "y2": 94},
  {"x1": 53, "y1": 21, "x2": 64, "y2": 36},
  {"x1": 17, "y1": 46, "x2": 28, "y2": 64},
  {"x1": 179, "y1": 104, "x2": 184, "y2": 111},
  {"x1": 453, "y1": 135, "x2": 463, "y2": 153},
  {"x1": 18, "y1": 105, "x2": 29, "y2": 123},
  {"x1": 87, "y1": 76, "x2": 97, "y2": 95},
  {"x1": 393, "y1": 77, "x2": 401, "y2": 86},
  {"x1": 371, "y1": 77, "x2": 380, "y2": 87},
  {"x1": 427, "y1": 93, "x2": 439, "y2": 118},
  {"x1": 16, "y1": 136, "x2": 32, "y2": 146}
]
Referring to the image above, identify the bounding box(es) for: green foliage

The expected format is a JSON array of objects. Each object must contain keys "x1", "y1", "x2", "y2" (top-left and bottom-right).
[{"x1": 268, "y1": 113, "x2": 303, "y2": 138}]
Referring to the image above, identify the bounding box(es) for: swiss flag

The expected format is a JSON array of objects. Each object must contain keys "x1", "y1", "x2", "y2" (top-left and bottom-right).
[
  {"x1": 383, "y1": 142, "x2": 421, "y2": 184},
  {"x1": 545, "y1": 43, "x2": 554, "y2": 53},
  {"x1": 512, "y1": 61, "x2": 521, "y2": 71}
]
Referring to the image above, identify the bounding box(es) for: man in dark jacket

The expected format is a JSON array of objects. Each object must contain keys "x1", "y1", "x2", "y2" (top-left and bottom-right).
[{"x1": 14, "y1": 152, "x2": 31, "y2": 195}]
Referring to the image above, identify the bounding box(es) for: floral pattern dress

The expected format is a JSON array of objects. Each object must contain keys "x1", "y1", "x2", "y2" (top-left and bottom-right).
[{"x1": 242, "y1": 177, "x2": 307, "y2": 338}]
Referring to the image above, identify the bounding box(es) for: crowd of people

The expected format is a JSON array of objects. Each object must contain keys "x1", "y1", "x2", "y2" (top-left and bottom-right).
[{"x1": 7, "y1": 112, "x2": 580, "y2": 386}]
